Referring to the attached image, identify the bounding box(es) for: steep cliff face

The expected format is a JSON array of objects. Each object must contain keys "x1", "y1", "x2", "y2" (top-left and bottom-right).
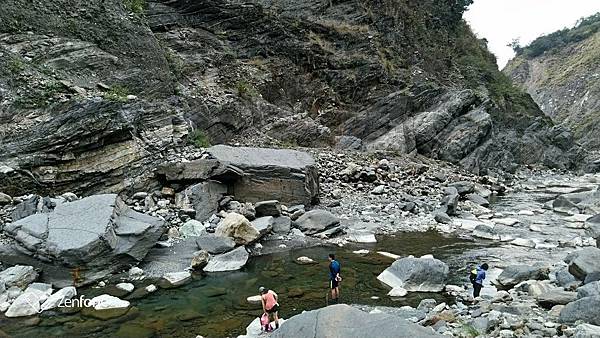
[
  {"x1": 0, "y1": 0, "x2": 587, "y2": 196},
  {"x1": 505, "y1": 14, "x2": 600, "y2": 151}
]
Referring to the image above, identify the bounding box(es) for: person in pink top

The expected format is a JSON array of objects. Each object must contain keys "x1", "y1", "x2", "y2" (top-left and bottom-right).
[{"x1": 259, "y1": 286, "x2": 279, "y2": 330}]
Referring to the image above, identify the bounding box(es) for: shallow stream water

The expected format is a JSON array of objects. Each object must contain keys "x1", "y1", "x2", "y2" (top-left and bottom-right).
[{"x1": 2, "y1": 232, "x2": 489, "y2": 338}]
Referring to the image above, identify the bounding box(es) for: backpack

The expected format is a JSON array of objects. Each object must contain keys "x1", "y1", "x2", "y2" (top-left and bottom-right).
[
  {"x1": 469, "y1": 267, "x2": 478, "y2": 283},
  {"x1": 260, "y1": 313, "x2": 271, "y2": 332}
]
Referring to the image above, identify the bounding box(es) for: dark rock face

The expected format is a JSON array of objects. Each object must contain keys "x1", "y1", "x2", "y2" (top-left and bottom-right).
[
  {"x1": 496, "y1": 265, "x2": 550, "y2": 290},
  {"x1": 159, "y1": 146, "x2": 319, "y2": 207},
  {"x1": 0, "y1": 194, "x2": 165, "y2": 286},
  {"x1": 270, "y1": 304, "x2": 442, "y2": 338}
]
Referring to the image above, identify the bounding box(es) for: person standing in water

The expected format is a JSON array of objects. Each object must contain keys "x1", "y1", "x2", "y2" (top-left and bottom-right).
[
  {"x1": 470, "y1": 263, "x2": 489, "y2": 298},
  {"x1": 328, "y1": 253, "x2": 341, "y2": 304},
  {"x1": 259, "y1": 286, "x2": 279, "y2": 330}
]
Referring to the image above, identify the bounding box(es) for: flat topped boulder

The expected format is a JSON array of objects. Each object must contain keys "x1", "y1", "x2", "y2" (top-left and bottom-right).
[
  {"x1": 293, "y1": 209, "x2": 340, "y2": 235},
  {"x1": 159, "y1": 145, "x2": 319, "y2": 206},
  {"x1": 269, "y1": 304, "x2": 442, "y2": 338},
  {"x1": 1, "y1": 194, "x2": 165, "y2": 287},
  {"x1": 377, "y1": 255, "x2": 449, "y2": 292},
  {"x1": 204, "y1": 246, "x2": 249, "y2": 272},
  {"x1": 496, "y1": 265, "x2": 550, "y2": 290}
]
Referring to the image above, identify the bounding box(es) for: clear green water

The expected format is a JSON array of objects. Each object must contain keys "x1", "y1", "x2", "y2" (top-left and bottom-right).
[{"x1": 1, "y1": 232, "x2": 485, "y2": 338}]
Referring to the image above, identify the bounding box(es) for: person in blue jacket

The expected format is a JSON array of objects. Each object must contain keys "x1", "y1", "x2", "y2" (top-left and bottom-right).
[
  {"x1": 328, "y1": 253, "x2": 341, "y2": 303},
  {"x1": 470, "y1": 263, "x2": 489, "y2": 298}
]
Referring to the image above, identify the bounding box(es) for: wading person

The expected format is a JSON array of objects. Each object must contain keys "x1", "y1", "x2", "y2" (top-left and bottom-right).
[
  {"x1": 328, "y1": 253, "x2": 341, "y2": 304},
  {"x1": 470, "y1": 263, "x2": 489, "y2": 299},
  {"x1": 259, "y1": 286, "x2": 279, "y2": 331}
]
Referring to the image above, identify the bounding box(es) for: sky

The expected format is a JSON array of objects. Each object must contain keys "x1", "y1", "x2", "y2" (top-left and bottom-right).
[{"x1": 464, "y1": 0, "x2": 600, "y2": 69}]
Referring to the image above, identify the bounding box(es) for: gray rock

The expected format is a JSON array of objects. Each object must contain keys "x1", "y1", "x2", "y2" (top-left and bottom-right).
[
  {"x1": 555, "y1": 267, "x2": 580, "y2": 289},
  {"x1": 449, "y1": 181, "x2": 475, "y2": 195},
  {"x1": 335, "y1": 135, "x2": 363, "y2": 150},
  {"x1": 162, "y1": 271, "x2": 192, "y2": 288},
  {"x1": 473, "y1": 224, "x2": 500, "y2": 240},
  {"x1": 0, "y1": 195, "x2": 164, "y2": 287},
  {"x1": 377, "y1": 256, "x2": 449, "y2": 292},
  {"x1": 577, "y1": 281, "x2": 600, "y2": 299},
  {"x1": 272, "y1": 216, "x2": 292, "y2": 234},
  {"x1": 184, "y1": 181, "x2": 227, "y2": 222},
  {"x1": 467, "y1": 193, "x2": 489, "y2": 207},
  {"x1": 251, "y1": 216, "x2": 274, "y2": 236},
  {"x1": 573, "y1": 323, "x2": 600, "y2": 338},
  {"x1": 269, "y1": 304, "x2": 442, "y2": 338},
  {"x1": 441, "y1": 193, "x2": 459, "y2": 216},
  {"x1": 0, "y1": 265, "x2": 38, "y2": 289},
  {"x1": 5, "y1": 292, "x2": 42, "y2": 317},
  {"x1": 10, "y1": 195, "x2": 55, "y2": 221},
  {"x1": 204, "y1": 246, "x2": 249, "y2": 272},
  {"x1": 537, "y1": 290, "x2": 578, "y2": 308},
  {"x1": 566, "y1": 247, "x2": 600, "y2": 281},
  {"x1": 293, "y1": 209, "x2": 340, "y2": 235},
  {"x1": 559, "y1": 296, "x2": 600, "y2": 325},
  {"x1": 254, "y1": 200, "x2": 282, "y2": 217},
  {"x1": 195, "y1": 234, "x2": 236, "y2": 254},
  {"x1": 417, "y1": 299, "x2": 437, "y2": 312},
  {"x1": 496, "y1": 265, "x2": 550, "y2": 290},
  {"x1": 433, "y1": 211, "x2": 451, "y2": 224}
]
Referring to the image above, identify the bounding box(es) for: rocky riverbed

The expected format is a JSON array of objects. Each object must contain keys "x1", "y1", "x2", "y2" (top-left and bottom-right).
[{"x1": 0, "y1": 145, "x2": 599, "y2": 337}]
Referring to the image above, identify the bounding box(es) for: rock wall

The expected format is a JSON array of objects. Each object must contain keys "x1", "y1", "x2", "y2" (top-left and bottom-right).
[{"x1": 504, "y1": 16, "x2": 600, "y2": 153}]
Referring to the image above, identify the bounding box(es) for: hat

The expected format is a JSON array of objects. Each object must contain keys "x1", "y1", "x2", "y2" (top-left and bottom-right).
[{"x1": 258, "y1": 286, "x2": 266, "y2": 294}]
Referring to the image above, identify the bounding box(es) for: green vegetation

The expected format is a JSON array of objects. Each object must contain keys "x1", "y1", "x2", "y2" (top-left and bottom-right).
[
  {"x1": 236, "y1": 81, "x2": 259, "y2": 100},
  {"x1": 14, "y1": 81, "x2": 65, "y2": 108},
  {"x1": 7, "y1": 59, "x2": 25, "y2": 74},
  {"x1": 460, "y1": 323, "x2": 480, "y2": 337},
  {"x1": 104, "y1": 85, "x2": 130, "y2": 102},
  {"x1": 188, "y1": 129, "x2": 211, "y2": 148},
  {"x1": 515, "y1": 12, "x2": 600, "y2": 58},
  {"x1": 165, "y1": 49, "x2": 185, "y2": 80},
  {"x1": 124, "y1": 0, "x2": 146, "y2": 15}
]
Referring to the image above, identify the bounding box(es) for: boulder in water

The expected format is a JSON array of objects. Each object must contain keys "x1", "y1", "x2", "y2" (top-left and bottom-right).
[
  {"x1": 377, "y1": 255, "x2": 449, "y2": 292},
  {"x1": 204, "y1": 246, "x2": 249, "y2": 272},
  {"x1": 0, "y1": 194, "x2": 164, "y2": 287},
  {"x1": 161, "y1": 271, "x2": 192, "y2": 288}
]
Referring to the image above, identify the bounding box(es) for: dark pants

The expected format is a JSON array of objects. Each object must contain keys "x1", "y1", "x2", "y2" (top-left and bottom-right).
[{"x1": 472, "y1": 282, "x2": 483, "y2": 298}]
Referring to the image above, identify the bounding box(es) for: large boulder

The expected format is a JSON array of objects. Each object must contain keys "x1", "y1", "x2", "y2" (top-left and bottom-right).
[
  {"x1": 215, "y1": 213, "x2": 260, "y2": 245},
  {"x1": 536, "y1": 290, "x2": 577, "y2": 308},
  {"x1": 496, "y1": 265, "x2": 550, "y2": 290},
  {"x1": 251, "y1": 216, "x2": 274, "y2": 236},
  {"x1": 41, "y1": 287, "x2": 77, "y2": 311},
  {"x1": 554, "y1": 190, "x2": 600, "y2": 215},
  {"x1": 565, "y1": 247, "x2": 600, "y2": 281},
  {"x1": 0, "y1": 265, "x2": 38, "y2": 289},
  {"x1": 573, "y1": 324, "x2": 600, "y2": 338},
  {"x1": 204, "y1": 246, "x2": 249, "y2": 272},
  {"x1": 293, "y1": 210, "x2": 340, "y2": 235},
  {"x1": 0, "y1": 194, "x2": 165, "y2": 287},
  {"x1": 269, "y1": 304, "x2": 442, "y2": 338},
  {"x1": 158, "y1": 145, "x2": 319, "y2": 206},
  {"x1": 5, "y1": 291, "x2": 43, "y2": 317},
  {"x1": 377, "y1": 256, "x2": 449, "y2": 292},
  {"x1": 577, "y1": 281, "x2": 600, "y2": 299},
  {"x1": 559, "y1": 297, "x2": 600, "y2": 326}
]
